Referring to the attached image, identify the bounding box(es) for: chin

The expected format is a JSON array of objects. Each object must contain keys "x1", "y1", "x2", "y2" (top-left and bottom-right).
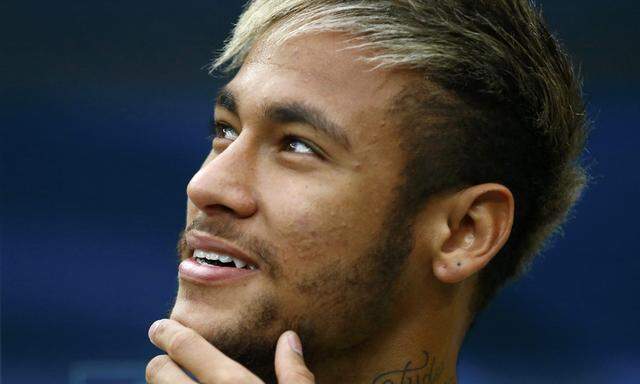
[
  {"x1": 169, "y1": 300, "x2": 221, "y2": 340},
  {"x1": 168, "y1": 287, "x2": 229, "y2": 339},
  {"x1": 170, "y1": 282, "x2": 281, "y2": 342},
  {"x1": 170, "y1": 291, "x2": 282, "y2": 382}
]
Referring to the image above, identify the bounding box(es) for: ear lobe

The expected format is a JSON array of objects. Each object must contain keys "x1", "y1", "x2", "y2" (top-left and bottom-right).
[{"x1": 432, "y1": 184, "x2": 514, "y2": 284}]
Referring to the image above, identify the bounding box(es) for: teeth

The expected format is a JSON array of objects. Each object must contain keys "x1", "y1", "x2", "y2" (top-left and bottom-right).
[
  {"x1": 232, "y1": 257, "x2": 246, "y2": 269},
  {"x1": 193, "y1": 249, "x2": 257, "y2": 270},
  {"x1": 194, "y1": 249, "x2": 219, "y2": 261}
]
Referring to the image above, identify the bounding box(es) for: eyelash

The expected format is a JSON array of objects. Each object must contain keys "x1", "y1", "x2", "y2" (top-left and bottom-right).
[
  {"x1": 208, "y1": 120, "x2": 237, "y2": 141},
  {"x1": 207, "y1": 120, "x2": 323, "y2": 158}
]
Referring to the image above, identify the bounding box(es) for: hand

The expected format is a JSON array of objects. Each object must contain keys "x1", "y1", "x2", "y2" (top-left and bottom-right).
[{"x1": 146, "y1": 319, "x2": 315, "y2": 383}]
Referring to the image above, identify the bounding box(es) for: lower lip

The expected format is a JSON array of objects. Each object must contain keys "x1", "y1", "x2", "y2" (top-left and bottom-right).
[{"x1": 179, "y1": 257, "x2": 258, "y2": 285}]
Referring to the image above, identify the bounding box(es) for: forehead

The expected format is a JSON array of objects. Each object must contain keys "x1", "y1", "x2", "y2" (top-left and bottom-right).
[{"x1": 224, "y1": 32, "x2": 420, "y2": 148}]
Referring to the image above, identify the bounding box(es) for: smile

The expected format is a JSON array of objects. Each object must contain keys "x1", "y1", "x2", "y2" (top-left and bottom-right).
[
  {"x1": 179, "y1": 254, "x2": 259, "y2": 285},
  {"x1": 179, "y1": 230, "x2": 261, "y2": 285},
  {"x1": 193, "y1": 249, "x2": 258, "y2": 270}
]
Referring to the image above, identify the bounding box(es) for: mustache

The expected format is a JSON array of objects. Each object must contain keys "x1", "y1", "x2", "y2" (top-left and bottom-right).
[{"x1": 177, "y1": 216, "x2": 280, "y2": 276}]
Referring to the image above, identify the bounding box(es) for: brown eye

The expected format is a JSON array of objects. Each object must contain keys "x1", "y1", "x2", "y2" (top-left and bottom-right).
[
  {"x1": 282, "y1": 136, "x2": 317, "y2": 155},
  {"x1": 215, "y1": 123, "x2": 239, "y2": 141}
]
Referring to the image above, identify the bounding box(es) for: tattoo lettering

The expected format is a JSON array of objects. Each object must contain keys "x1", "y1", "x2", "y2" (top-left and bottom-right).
[{"x1": 370, "y1": 351, "x2": 454, "y2": 384}]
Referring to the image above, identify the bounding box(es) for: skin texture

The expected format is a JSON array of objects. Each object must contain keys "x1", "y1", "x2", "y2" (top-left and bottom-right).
[{"x1": 148, "y1": 32, "x2": 515, "y2": 384}]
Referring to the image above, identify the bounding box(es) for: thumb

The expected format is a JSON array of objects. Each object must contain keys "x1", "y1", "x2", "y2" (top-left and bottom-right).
[{"x1": 274, "y1": 330, "x2": 315, "y2": 383}]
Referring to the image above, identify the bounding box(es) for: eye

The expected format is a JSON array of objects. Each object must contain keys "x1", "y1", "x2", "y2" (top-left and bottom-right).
[
  {"x1": 282, "y1": 136, "x2": 317, "y2": 155},
  {"x1": 209, "y1": 121, "x2": 239, "y2": 142}
]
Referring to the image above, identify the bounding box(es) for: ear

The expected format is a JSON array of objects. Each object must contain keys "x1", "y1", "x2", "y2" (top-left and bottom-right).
[{"x1": 431, "y1": 184, "x2": 514, "y2": 284}]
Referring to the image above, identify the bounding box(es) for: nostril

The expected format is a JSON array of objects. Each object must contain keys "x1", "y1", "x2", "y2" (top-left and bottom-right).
[{"x1": 205, "y1": 204, "x2": 236, "y2": 215}]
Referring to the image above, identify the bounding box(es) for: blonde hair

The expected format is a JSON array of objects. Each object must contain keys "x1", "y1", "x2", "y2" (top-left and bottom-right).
[
  {"x1": 213, "y1": 0, "x2": 512, "y2": 72},
  {"x1": 212, "y1": 0, "x2": 589, "y2": 313}
]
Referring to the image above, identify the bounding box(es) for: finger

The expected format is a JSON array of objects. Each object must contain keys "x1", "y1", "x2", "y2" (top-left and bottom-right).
[
  {"x1": 145, "y1": 354, "x2": 195, "y2": 384},
  {"x1": 148, "y1": 319, "x2": 261, "y2": 384},
  {"x1": 274, "y1": 330, "x2": 315, "y2": 384}
]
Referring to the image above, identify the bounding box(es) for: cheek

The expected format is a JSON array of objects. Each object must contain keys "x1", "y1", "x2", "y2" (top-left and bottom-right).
[
  {"x1": 272, "y1": 204, "x2": 350, "y2": 264},
  {"x1": 266, "y1": 183, "x2": 390, "y2": 266},
  {"x1": 289, "y1": 213, "x2": 351, "y2": 258}
]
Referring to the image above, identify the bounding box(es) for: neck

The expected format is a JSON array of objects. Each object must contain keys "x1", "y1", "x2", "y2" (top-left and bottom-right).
[
  {"x1": 306, "y1": 274, "x2": 473, "y2": 384},
  {"x1": 309, "y1": 332, "x2": 459, "y2": 384}
]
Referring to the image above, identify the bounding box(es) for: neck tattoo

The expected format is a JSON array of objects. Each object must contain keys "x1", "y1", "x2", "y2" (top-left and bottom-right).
[{"x1": 370, "y1": 351, "x2": 454, "y2": 384}]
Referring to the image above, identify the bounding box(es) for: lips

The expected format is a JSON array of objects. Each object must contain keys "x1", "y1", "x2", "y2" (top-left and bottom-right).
[
  {"x1": 178, "y1": 230, "x2": 260, "y2": 285},
  {"x1": 185, "y1": 230, "x2": 258, "y2": 269},
  {"x1": 193, "y1": 249, "x2": 257, "y2": 270}
]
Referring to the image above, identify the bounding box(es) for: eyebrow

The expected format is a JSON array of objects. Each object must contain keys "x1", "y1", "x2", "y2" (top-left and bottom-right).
[
  {"x1": 215, "y1": 86, "x2": 351, "y2": 150},
  {"x1": 264, "y1": 102, "x2": 351, "y2": 150},
  {"x1": 215, "y1": 87, "x2": 237, "y2": 114}
]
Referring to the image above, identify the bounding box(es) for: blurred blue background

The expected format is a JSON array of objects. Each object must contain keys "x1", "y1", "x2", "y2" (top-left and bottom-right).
[{"x1": 2, "y1": 1, "x2": 639, "y2": 383}]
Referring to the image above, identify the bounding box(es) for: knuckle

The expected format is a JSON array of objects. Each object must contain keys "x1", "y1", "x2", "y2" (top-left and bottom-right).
[
  {"x1": 145, "y1": 355, "x2": 171, "y2": 383},
  {"x1": 168, "y1": 328, "x2": 198, "y2": 354}
]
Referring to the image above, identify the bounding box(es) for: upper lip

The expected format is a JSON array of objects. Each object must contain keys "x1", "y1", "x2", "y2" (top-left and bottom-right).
[{"x1": 186, "y1": 230, "x2": 259, "y2": 268}]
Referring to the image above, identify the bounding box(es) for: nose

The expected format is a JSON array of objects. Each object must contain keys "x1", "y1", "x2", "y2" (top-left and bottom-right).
[{"x1": 186, "y1": 141, "x2": 258, "y2": 218}]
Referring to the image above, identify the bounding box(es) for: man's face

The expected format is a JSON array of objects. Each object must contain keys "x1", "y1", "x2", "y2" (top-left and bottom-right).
[{"x1": 170, "y1": 32, "x2": 422, "y2": 372}]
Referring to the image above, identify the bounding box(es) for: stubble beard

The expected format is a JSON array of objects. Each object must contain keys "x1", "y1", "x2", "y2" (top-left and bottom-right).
[{"x1": 170, "y1": 205, "x2": 415, "y2": 383}]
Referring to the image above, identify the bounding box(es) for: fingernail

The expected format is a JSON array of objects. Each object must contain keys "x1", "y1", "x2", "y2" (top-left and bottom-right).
[
  {"x1": 148, "y1": 320, "x2": 161, "y2": 339},
  {"x1": 287, "y1": 331, "x2": 303, "y2": 356}
]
